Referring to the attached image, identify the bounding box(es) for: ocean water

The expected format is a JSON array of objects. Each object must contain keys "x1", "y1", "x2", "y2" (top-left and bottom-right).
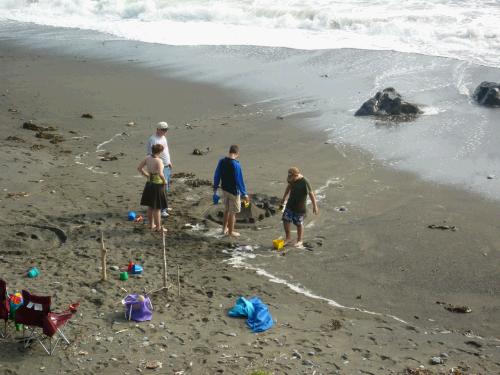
[{"x1": 0, "y1": 0, "x2": 499, "y2": 67}]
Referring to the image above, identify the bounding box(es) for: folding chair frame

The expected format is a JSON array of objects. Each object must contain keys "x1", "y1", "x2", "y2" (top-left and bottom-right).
[
  {"x1": 21, "y1": 324, "x2": 70, "y2": 355},
  {"x1": 0, "y1": 279, "x2": 9, "y2": 339}
]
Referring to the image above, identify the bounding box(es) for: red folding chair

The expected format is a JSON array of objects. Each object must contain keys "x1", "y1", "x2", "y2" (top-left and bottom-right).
[
  {"x1": 14, "y1": 290, "x2": 77, "y2": 355},
  {"x1": 0, "y1": 279, "x2": 9, "y2": 338}
]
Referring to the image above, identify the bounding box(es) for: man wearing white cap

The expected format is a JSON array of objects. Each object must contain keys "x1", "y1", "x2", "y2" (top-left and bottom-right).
[{"x1": 147, "y1": 121, "x2": 172, "y2": 217}]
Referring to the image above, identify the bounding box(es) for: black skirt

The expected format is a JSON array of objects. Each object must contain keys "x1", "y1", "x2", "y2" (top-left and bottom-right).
[{"x1": 140, "y1": 182, "x2": 168, "y2": 210}]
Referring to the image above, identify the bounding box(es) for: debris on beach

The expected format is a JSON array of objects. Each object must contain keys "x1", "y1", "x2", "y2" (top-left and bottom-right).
[
  {"x1": 126, "y1": 121, "x2": 136, "y2": 126},
  {"x1": 436, "y1": 301, "x2": 472, "y2": 313},
  {"x1": 427, "y1": 224, "x2": 457, "y2": 231},
  {"x1": 99, "y1": 152, "x2": 124, "y2": 161},
  {"x1": 6, "y1": 191, "x2": 30, "y2": 199},
  {"x1": 22, "y1": 121, "x2": 57, "y2": 132},
  {"x1": 5, "y1": 135, "x2": 25, "y2": 142},
  {"x1": 355, "y1": 87, "x2": 421, "y2": 120},
  {"x1": 8, "y1": 108, "x2": 18, "y2": 113},
  {"x1": 145, "y1": 360, "x2": 162, "y2": 369},
  {"x1": 36, "y1": 131, "x2": 65, "y2": 144},
  {"x1": 473, "y1": 81, "x2": 500, "y2": 107},
  {"x1": 403, "y1": 369, "x2": 433, "y2": 375},
  {"x1": 30, "y1": 144, "x2": 46, "y2": 150},
  {"x1": 430, "y1": 356, "x2": 444, "y2": 365},
  {"x1": 192, "y1": 147, "x2": 210, "y2": 156},
  {"x1": 335, "y1": 206, "x2": 348, "y2": 212},
  {"x1": 81, "y1": 113, "x2": 93, "y2": 119}
]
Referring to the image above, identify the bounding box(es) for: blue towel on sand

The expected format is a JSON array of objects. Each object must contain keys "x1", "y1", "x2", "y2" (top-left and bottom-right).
[{"x1": 228, "y1": 296, "x2": 274, "y2": 333}]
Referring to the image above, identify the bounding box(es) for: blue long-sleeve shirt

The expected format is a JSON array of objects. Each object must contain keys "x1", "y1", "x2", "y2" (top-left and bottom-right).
[{"x1": 213, "y1": 157, "x2": 247, "y2": 197}]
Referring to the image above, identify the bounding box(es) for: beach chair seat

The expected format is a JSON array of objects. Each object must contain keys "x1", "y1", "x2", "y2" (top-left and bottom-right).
[
  {"x1": 0, "y1": 279, "x2": 9, "y2": 338},
  {"x1": 14, "y1": 290, "x2": 77, "y2": 355}
]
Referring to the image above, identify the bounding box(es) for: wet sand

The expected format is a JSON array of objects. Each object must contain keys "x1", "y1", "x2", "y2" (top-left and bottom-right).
[{"x1": 0, "y1": 41, "x2": 499, "y2": 374}]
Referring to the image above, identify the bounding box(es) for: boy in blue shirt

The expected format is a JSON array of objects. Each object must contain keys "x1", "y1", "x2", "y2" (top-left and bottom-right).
[{"x1": 213, "y1": 145, "x2": 249, "y2": 237}]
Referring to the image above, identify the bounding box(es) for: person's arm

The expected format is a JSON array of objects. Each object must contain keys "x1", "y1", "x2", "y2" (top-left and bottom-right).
[
  {"x1": 146, "y1": 138, "x2": 153, "y2": 156},
  {"x1": 234, "y1": 161, "x2": 248, "y2": 199},
  {"x1": 213, "y1": 159, "x2": 222, "y2": 192},
  {"x1": 309, "y1": 191, "x2": 319, "y2": 215},
  {"x1": 157, "y1": 159, "x2": 167, "y2": 185},
  {"x1": 280, "y1": 184, "x2": 291, "y2": 209},
  {"x1": 164, "y1": 138, "x2": 172, "y2": 169},
  {"x1": 137, "y1": 159, "x2": 149, "y2": 178}
]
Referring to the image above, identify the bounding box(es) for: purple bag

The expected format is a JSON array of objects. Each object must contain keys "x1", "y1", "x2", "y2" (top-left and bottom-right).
[{"x1": 122, "y1": 294, "x2": 153, "y2": 322}]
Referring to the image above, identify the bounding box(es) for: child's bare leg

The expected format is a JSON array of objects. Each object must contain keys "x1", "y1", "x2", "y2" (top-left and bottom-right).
[
  {"x1": 147, "y1": 207, "x2": 154, "y2": 230},
  {"x1": 283, "y1": 221, "x2": 292, "y2": 245},
  {"x1": 295, "y1": 224, "x2": 304, "y2": 247}
]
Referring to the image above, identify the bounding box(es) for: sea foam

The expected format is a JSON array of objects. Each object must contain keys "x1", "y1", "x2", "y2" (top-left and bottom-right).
[{"x1": 0, "y1": 0, "x2": 499, "y2": 67}]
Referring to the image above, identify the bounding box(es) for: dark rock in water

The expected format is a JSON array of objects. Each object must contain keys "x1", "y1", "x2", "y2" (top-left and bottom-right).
[
  {"x1": 473, "y1": 81, "x2": 500, "y2": 107},
  {"x1": 355, "y1": 87, "x2": 421, "y2": 118},
  {"x1": 81, "y1": 113, "x2": 93, "y2": 119},
  {"x1": 192, "y1": 148, "x2": 203, "y2": 155}
]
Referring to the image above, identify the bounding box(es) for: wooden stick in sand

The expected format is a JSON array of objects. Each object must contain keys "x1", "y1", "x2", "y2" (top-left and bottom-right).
[
  {"x1": 100, "y1": 231, "x2": 107, "y2": 281},
  {"x1": 162, "y1": 230, "x2": 168, "y2": 290},
  {"x1": 147, "y1": 229, "x2": 172, "y2": 296},
  {"x1": 177, "y1": 265, "x2": 181, "y2": 298}
]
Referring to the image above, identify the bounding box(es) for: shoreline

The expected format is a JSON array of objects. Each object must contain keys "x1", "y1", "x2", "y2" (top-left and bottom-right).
[{"x1": 0, "y1": 39, "x2": 499, "y2": 374}]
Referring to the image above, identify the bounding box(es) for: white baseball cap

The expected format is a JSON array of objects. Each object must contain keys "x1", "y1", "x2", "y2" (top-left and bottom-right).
[{"x1": 157, "y1": 121, "x2": 169, "y2": 130}]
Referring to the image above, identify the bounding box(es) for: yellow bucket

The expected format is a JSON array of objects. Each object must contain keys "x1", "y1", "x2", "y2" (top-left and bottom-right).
[
  {"x1": 243, "y1": 201, "x2": 250, "y2": 208},
  {"x1": 273, "y1": 239, "x2": 285, "y2": 250}
]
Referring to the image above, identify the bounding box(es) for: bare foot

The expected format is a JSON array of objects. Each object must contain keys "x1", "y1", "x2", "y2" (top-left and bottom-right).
[
  {"x1": 154, "y1": 226, "x2": 168, "y2": 233},
  {"x1": 284, "y1": 239, "x2": 293, "y2": 246},
  {"x1": 229, "y1": 231, "x2": 240, "y2": 237},
  {"x1": 222, "y1": 227, "x2": 228, "y2": 235},
  {"x1": 294, "y1": 241, "x2": 303, "y2": 248}
]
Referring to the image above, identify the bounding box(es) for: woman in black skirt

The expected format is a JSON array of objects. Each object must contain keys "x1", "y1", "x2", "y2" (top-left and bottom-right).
[{"x1": 137, "y1": 144, "x2": 168, "y2": 232}]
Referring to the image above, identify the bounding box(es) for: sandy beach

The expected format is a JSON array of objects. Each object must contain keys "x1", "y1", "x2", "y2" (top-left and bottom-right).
[{"x1": 0, "y1": 38, "x2": 499, "y2": 375}]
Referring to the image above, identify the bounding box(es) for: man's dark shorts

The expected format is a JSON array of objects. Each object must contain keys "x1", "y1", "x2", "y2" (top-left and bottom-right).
[{"x1": 282, "y1": 208, "x2": 305, "y2": 226}]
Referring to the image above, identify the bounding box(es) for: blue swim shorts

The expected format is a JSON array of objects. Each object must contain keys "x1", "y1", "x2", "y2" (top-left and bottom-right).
[{"x1": 282, "y1": 208, "x2": 305, "y2": 226}]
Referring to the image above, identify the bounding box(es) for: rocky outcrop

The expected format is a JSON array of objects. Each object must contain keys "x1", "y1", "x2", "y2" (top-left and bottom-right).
[
  {"x1": 473, "y1": 82, "x2": 500, "y2": 107},
  {"x1": 355, "y1": 87, "x2": 421, "y2": 118}
]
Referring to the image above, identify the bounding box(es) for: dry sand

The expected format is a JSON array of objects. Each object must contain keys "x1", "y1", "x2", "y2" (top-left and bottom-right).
[{"x1": 0, "y1": 41, "x2": 499, "y2": 374}]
